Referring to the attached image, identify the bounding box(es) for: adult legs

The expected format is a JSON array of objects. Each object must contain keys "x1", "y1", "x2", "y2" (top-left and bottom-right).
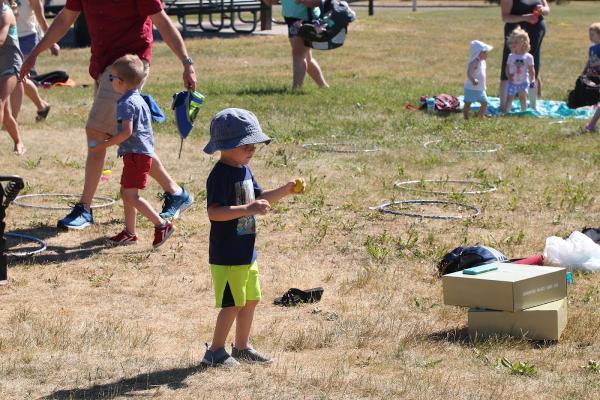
[
  {"x1": 10, "y1": 79, "x2": 48, "y2": 119},
  {"x1": 24, "y1": 78, "x2": 50, "y2": 114},
  {"x1": 290, "y1": 36, "x2": 309, "y2": 89},
  {"x1": 305, "y1": 48, "x2": 328, "y2": 88},
  {"x1": 0, "y1": 75, "x2": 24, "y2": 154},
  {"x1": 290, "y1": 37, "x2": 328, "y2": 89}
]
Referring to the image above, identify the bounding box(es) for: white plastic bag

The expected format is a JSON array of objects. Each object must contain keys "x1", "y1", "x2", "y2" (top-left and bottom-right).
[{"x1": 544, "y1": 231, "x2": 600, "y2": 272}]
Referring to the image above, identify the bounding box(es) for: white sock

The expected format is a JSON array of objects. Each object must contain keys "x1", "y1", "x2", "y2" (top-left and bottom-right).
[{"x1": 172, "y1": 187, "x2": 183, "y2": 196}]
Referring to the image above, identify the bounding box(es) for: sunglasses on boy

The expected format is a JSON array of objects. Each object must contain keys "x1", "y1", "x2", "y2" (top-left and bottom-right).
[{"x1": 109, "y1": 74, "x2": 123, "y2": 82}]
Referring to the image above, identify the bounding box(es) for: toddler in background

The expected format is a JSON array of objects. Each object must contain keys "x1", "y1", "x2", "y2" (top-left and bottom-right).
[
  {"x1": 584, "y1": 22, "x2": 600, "y2": 132},
  {"x1": 90, "y1": 54, "x2": 175, "y2": 248},
  {"x1": 503, "y1": 27, "x2": 535, "y2": 113},
  {"x1": 463, "y1": 40, "x2": 493, "y2": 120}
]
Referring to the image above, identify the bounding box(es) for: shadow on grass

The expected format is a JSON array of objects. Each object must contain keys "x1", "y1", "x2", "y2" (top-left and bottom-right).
[
  {"x1": 39, "y1": 364, "x2": 206, "y2": 399},
  {"x1": 5, "y1": 225, "x2": 119, "y2": 265},
  {"x1": 426, "y1": 327, "x2": 559, "y2": 349},
  {"x1": 234, "y1": 86, "x2": 292, "y2": 96},
  {"x1": 426, "y1": 327, "x2": 471, "y2": 345}
]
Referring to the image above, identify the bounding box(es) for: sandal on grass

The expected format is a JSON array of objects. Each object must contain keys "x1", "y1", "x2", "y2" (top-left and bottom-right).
[
  {"x1": 36, "y1": 105, "x2": 51, "y2": 122},
  {"x1": 273, "y1": 287, "x2": 324, "y2": 306}
]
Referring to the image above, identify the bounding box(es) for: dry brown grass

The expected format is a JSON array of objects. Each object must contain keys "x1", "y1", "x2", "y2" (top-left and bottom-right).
[{"x1": 2, "y1": 3, "x2": 600, "y2": 399}]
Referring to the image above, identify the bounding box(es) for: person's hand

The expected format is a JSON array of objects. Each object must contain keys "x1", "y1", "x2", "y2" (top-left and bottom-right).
[
  {"x1": 289, "y1": 178, "x2": 306, "y2": 194},
  {"x1": 183, "y1": 64, "x2": 197, "y2": 91},
  {"x1": 20, "y1": 54, "x2": 38, "y2": 80},
  {"x1": 472, "y1": 78, "x2": 479, "y2": 86},
  {"x1": 524, "y1": 13, "x2": 539, "y2": 24},
  {"x1": 50, "y1": 43, "x2": 60, "y2": 56},
  {"x1": 247, "y1": 199, "x2": 271, "y2": 215}
]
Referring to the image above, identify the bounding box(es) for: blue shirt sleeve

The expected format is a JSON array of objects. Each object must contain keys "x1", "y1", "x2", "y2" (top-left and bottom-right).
[{"x1": 117, "y1": 99, "x2": 136, "y2": 122}]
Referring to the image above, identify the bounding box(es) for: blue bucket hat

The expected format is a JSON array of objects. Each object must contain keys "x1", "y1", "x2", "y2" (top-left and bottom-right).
[
  {"x1": 203, "y1": 108, "x2": 271, "y2": 154},
  {"x1": 172, "y1": 90, "x2": 205, "y2": 139}
]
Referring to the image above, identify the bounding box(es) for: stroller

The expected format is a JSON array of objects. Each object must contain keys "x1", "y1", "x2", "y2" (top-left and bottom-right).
[
  {"x1": 298, "y1": 0, "x2": 356, "y2": 50},
  {"x1": 1, "y1": 176, "x2": 24, "y2": 283}
]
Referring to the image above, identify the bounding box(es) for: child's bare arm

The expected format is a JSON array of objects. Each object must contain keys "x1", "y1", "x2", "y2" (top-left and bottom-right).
[
  {"x1": 207, "y1": 200, "x2": 270, "y2": 222},
  {"x1": 93, "y1": 120, "x2": 133, "y2": 150},
  {"x1": 528, "y1": 65, "x2": 536, "y2": 83},
  {"x1": 466, "y1": 60, "x2": 479, "y2": 85},
  {"x1": 258, "y1": 178, "x2": 305, "y2": 205}
]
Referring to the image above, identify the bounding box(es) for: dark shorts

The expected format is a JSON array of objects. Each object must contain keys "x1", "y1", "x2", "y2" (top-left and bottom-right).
[
  {"x1": 120, "y1": 153, "x2": 152, "y2": 189},
  {"x1": 285, "y1": 17, "x2": 304, "y2": 38},
  {"x1": 19, "y1": 33, "x2": 37, "y2": 56}
]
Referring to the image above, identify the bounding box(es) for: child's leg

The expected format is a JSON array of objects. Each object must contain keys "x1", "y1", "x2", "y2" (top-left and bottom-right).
[
  {"x1": 478, "y1": 102, "x2": 488, "y2": 118},
  {"x1": 120, "y1": 187, "x2": 164, "y2": 227},
  {"x1": 518, "y1": 91, "x2": 527, "y2": 111},
  {"x1": 210, "y1": 306, "x2": 241, "y2": 351},
  {"x1": 463, "y1": 102, "x2": 471, "y2": 120},
  {"x1": 305, "y1": 49, "x2": 328, "y2": 88},
  {"x1": 234, "y1": 300, "x2": 258, "y2": 349},
  {"x1": 121, "y1": 193, "x2": 137, "y2": 234}
]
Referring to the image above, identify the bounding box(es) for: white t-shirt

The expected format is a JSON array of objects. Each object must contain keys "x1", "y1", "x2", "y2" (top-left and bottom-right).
[
  {"x1": 464, "y1": 59, "x2": 487, "y2": 91},
  {"x1": 17, "y1": 0, "x2": 38, "y2": 37},
  {"x1": 507, "y1": 53, "x2": 534, "y2": 85}
]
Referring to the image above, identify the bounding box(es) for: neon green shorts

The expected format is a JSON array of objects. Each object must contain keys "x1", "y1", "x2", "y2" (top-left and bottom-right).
[{"x1": 210, "y1": 261, "x2": 262, "y2": 308}]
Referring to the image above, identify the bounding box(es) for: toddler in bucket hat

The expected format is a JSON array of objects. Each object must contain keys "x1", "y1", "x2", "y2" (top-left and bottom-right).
[
  {"x1": 203, "y1": 108, "x2": 271, "y2": 154},
  {"x1": 201, "y1": 107, "x2": 307, "y2": 367}
]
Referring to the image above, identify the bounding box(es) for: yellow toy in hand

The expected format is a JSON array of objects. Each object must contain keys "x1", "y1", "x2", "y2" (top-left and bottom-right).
[{"x1": 293, "y1": 178, "x2": 306, "y2": 193}]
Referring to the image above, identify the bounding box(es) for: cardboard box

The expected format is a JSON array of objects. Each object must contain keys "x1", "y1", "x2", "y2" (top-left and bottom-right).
[
  {"x1": 468, "y1": 298, "x2": 567, "y2": 341},
  {"x1": 443, "y1": 263, "x2": 566, "y2": 311}
]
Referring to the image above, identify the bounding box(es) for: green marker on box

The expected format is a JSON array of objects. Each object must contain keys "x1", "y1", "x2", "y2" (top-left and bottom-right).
[{"x1": 463, "y1": 264, "x2": 498, "y2": 275}]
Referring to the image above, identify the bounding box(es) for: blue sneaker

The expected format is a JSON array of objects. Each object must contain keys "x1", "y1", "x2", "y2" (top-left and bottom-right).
[
  {"x1": 57, "y1": 203, "x2": 93, "y2": 230},
  {"x1": 159, "y1": 188, "x2": 194, "y2": 220}
]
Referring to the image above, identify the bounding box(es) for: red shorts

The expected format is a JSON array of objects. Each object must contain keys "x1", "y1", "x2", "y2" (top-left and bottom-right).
[{"x1": 120, "y1": 153, "x2": 153, "y2": 189}]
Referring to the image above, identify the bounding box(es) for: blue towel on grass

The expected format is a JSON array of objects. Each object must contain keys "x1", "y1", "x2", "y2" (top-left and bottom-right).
[{"x1": 459, "y1": 96, "x2": 597, "y2": 119}]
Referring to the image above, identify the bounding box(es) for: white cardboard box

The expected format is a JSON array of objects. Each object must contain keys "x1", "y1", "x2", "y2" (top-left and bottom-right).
[
  {"x1": 468, "y1": 298, "x2": 567, "y2": 341},
  {"x1": 443, "y1": 263, "x2": 566, "y2": 311}
]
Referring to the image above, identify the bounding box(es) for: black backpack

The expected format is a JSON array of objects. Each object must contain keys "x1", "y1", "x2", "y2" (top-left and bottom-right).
[
  {"x1": 567, "y1": 76, "x2": 600, "y2": 109},
  {"x1": 437, "y1": 245, "x2": 508, "y2": 276}
]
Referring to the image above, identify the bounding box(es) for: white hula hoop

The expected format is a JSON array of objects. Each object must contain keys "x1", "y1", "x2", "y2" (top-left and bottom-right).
[
  {"x1": 394, "y1": 179, "x2": 496, "y2": 195},
  {"x1": 371, "y1": 200, "x2": 480, "y2": 220},
  {"x1": 13, "y1": 194, "x2": 116, "y2": 210},
  {"x1": 302, "y1": 143, "x2": 381, "y2": 153},
  {"x1": 423, "y1": 140, "x2": 502, "y2": 154},
  {"x1": 4, "y1": 232, "x2": 47, "y2": 257}
]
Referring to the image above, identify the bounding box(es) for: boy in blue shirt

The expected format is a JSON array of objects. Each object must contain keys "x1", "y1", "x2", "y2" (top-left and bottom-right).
[
  {"x1": 202, "y1": 108, "x2": 305, "y2": 367},
  {"x1": 91, "y1": 54, "x2": 175, "y2": 248}
]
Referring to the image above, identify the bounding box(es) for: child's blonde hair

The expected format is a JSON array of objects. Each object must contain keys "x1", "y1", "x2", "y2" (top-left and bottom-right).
[
  {"x1": 508, "y1": 27, "x2": 531, "y2": 53},
  {"x1": 590, "y1": 23, "x2": 600, "y2": 35},
  {"x1": 111, "y1": 54, "x2": 145, "y2": 88}
]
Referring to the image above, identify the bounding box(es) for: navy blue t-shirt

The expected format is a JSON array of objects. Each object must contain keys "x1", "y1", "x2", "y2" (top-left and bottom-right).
[{"x1": 206, "y1": 161, "x2": 262, "y2": 265}]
